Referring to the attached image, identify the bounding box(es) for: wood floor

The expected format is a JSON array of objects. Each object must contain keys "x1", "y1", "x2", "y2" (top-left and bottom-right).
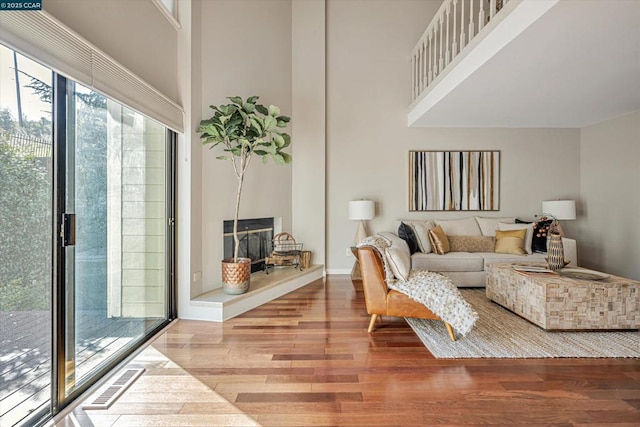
[{"x1": 57, "y1": 276, "x2": 640, "y2": 427}]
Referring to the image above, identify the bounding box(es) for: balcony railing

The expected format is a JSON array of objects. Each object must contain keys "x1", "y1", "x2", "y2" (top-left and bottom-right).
[{"x1": 411, "y1": 0, "x2": 510, "y2": 102}]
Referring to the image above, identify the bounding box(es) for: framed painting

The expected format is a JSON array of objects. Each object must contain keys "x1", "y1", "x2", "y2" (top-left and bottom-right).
[{"x1": 409, "y1": 150, "x2": 500, "y2": 211}]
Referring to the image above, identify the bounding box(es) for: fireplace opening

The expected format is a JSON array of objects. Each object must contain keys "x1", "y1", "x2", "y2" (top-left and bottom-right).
[{"x1": 223, "y1": 218, "x2": 274, "y2": 273}]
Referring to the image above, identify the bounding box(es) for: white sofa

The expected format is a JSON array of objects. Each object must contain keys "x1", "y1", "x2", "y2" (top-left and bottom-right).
[{"x1": 392, "y1": 217, "x2": 577, "y2": 288}]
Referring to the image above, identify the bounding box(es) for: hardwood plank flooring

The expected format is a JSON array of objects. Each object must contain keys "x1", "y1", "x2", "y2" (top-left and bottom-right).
[{"x1": 57, "y1": 276, "x2": 640, "y2": 427}]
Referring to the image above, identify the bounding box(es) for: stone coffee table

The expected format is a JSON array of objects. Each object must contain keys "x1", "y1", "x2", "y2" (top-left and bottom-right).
[{"x1": 486, "y1": 263, "x2": 639, "y2": 330}]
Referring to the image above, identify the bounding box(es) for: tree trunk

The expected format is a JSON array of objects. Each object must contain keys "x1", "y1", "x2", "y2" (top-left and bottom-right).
[{"x1": 233, "y1": 171, "x2": 245, "y2": 262}]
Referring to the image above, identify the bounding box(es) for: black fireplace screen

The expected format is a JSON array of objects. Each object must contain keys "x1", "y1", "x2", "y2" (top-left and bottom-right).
[{"x1": 223, "y1": 217, "x2": 274, "y2": 273}]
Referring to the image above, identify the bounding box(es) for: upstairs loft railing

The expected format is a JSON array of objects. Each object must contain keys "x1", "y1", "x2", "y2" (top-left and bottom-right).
[{"x1": 411, "y1": 0, "x2": 510, "y2": 102}]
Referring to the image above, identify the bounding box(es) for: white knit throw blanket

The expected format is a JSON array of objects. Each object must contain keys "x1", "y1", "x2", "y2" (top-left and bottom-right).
[{"x1": 357, "y1": 236, "x2": 478, "y2": 336}]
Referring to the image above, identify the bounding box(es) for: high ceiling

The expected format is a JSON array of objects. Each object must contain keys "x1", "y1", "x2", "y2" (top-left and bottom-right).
[{"x1": 408, "y1": 0, "x2": 640, "y2": 128}]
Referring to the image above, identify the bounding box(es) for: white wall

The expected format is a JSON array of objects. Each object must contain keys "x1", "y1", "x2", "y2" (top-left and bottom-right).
[
  {"x1": 579, "y1": 111, "x2": 640, "y2": 280},
  {"x1": 325, "y1": 0, "x2": 581, "y2": 272},
  {"x1": 44, "y1": 0, "x2": 179, "y2": 103},
  {"x1": 199, "y1": 0, "x2": 293, "y2": 290}
]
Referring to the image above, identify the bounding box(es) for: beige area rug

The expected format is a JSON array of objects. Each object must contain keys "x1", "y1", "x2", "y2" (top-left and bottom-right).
[{"x1": 407, "y1": 289, "x2": 640, "y2": 358}]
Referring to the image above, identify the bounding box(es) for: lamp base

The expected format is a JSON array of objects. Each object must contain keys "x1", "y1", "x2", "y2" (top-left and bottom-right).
[{"x1": 354, "y1": 220, "x2": 368, "y2": 245}]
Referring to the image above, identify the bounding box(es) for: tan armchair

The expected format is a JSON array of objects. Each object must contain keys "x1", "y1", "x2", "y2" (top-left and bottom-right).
[{"x1": 357, "y1": 246, "x2": 456, "y2": 341}]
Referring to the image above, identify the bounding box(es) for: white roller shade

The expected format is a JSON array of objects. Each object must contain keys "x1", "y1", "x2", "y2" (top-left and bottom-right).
[{"x1": 0, "y1": 10, "x2": 184, "y2": 133}]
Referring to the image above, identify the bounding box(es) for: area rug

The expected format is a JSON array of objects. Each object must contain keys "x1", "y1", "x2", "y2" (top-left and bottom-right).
[{"x1": 406, "y1": 289, "x2": 640, "y2": 358}]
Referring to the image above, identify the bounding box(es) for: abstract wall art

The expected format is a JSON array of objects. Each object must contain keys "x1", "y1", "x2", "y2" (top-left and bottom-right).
[{"x1": 409, "y1": 150, "x2": 500, "y2": 211}]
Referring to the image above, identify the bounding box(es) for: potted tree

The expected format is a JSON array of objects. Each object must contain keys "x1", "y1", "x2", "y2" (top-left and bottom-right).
[{"x1": 199, "y1": 96, "x2": 292, "y2": 294}]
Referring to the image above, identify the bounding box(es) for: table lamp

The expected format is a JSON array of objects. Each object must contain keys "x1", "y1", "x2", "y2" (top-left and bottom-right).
[
  {"x1": 349, "y1": 200, "x2": 375, "y2": 244},
  {"x1": 541, "y1": 200, "x2": 576, "y2": 237}
]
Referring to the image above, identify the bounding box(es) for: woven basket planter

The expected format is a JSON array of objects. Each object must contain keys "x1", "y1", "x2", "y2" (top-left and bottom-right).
[{"x1": 221, "y1": 257, "x2": 251, "y2": 294}]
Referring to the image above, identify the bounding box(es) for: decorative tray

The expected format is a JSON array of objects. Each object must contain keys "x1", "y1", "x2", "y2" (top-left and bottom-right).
[{"x1": 558, "y1": 268, "x2": 610, "y2": 281}]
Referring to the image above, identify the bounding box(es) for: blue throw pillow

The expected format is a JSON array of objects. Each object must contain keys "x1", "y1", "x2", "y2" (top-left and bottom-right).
[{"x1": 398, "y1": 222, "x2": 419, "y2": 255}]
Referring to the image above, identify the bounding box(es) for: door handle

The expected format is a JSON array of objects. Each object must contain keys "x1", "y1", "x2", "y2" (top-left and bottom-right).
[{"x1": 61, "y1": 213, "x2": 76, "y2": 246}]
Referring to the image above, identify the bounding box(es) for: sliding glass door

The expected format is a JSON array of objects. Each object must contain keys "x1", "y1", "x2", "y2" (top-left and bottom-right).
[
  {"x1": 62, "y1": 81, "x2": 171, "y2": 395},
  {"x1": 0, "y1": 43, "x2": 175, "y2": 427}
]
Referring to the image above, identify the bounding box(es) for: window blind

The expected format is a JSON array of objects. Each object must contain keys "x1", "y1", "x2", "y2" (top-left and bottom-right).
[{"x1": 0, "y1": 10, "x2": 184, "y2": 133}]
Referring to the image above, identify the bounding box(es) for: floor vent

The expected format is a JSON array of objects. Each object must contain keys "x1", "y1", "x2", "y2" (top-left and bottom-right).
[{"x1": 82, "y1": 368, "x2": 145, "y2": 410}]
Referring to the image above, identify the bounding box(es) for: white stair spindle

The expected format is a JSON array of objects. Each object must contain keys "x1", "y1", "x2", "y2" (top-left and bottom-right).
[
  {"x1": 412, "y1": 54, "x2": 416, "y2": 99},
  {"x1": 460, "y1": 0, "x2": 466, "y2": 50},
  {"x1": 428, "y1": 31, "x2": 433, "y2": 84},
  {"x1": 490, "y1": 0, "x2": 497, "y2": 19},
  {"x1": 433, "y1": 27, "x2": 438, "y2": 78},
  {"x1": 479, "y1": 0, "x2": 485, "y2": 31},
  {"x1": 445, "y1": 3, "x2": 451, "y2": 66},
  {"x1": 452, "y1": 0, "x2": 458, "y2": 57},
  {"x1": 422, "y1": 41, "x2": 427, "y2": 90},
  {"x1": 469, "y1": 0, "x2": 475, "y2": 43},
  {"x1": 438, "y1": 14, "x2": 444, "y2": 74}
]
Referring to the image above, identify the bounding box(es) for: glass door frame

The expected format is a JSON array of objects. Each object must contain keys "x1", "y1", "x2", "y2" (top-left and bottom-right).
[{"x1": 46, "y1": 73, "x2": 177, "y2": 421}]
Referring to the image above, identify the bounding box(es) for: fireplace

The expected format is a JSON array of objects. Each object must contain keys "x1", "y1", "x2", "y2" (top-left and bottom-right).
[{"x1": 223, "y1": 218, "x2": 274, "y2": 273}]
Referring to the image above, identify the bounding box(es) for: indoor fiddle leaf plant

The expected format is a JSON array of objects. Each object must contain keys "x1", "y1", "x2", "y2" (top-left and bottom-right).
[{"x1": 199, "y1": 96, "x2": 291, "y2": 294}]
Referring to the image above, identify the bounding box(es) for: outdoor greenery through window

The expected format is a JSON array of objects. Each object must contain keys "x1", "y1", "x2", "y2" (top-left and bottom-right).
[{"x1": 0, "y1": 43, "x2": 175, "y2": 427}]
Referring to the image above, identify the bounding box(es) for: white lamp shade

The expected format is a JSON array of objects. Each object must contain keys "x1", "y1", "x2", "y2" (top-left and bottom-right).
[
  {"x1": 542, "y1": 200, "x2": 576, "y2": 220},
  {"x1": 349, "y1": 200, "x2": 375, "y2": 221}
]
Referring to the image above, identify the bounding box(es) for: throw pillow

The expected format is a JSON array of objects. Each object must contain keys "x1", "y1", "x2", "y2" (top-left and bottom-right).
[
  {"x1": 405, "y1": 220, "x2": 434, "y2": 253},
  {"x1": 428, "y1": 225, "x2": 450, "y2": 255},
  {"x1": 447, "y1": 235, "x2": 495, "y2": 252},
  {"x1": 434, "y1": 217, "x2": 482, "y2": 236},
  {"x1": 474, "y1": 216, "x2": 516, "y2": 236},
  {"x1": 497, "y1": 222, "x2": 534, "y2": 254},
  {"x1": 525, "y1": 219, "x2": 553, "y2": 253},
  {"x1": 377, "y1": 232, "x2": 412, "y2": 281},
  {"x1": 494, "y1": 229, "x2": 527, "y2": 255},
  {"x1": 398, "y1": 222, "x2": 419, "y2": 255}
]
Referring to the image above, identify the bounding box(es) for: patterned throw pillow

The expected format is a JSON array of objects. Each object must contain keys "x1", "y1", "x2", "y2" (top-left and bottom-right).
[
  {"x1": 398, "y1": 222, "x2": 419, "y2": 255},
  {"x1": 447, "y1": 235, "x2": 495, "y2": 252},
  {"x1": 518, "y1": 218, "x2": 552, "y2": 253}
]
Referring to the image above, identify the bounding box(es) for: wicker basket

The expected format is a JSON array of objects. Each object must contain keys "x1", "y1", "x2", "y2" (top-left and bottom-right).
[{"x1": 266, "y1": 232, "x2": 303, "y2": 269}]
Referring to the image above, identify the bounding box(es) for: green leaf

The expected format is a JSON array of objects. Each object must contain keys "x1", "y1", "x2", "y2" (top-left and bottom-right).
[
  {"x1": 254, "y1": 150, "x2": 268, "y2": 156},
  {"x1": 262, "y1": 155, "x2": 269, "y2": 164},
  {"x1": 242, "y1": 102, "x2": 255, "y2": 113},
  {"x1": 247, "y1": 96, "x2": 259, "y2": 104},
  {"x1": 264, "y1": 116, "x2": 277, "y2": 131},
  {"x1": 250, "y1": 117, "x2": 262, "y2": 133},
  {"x1": 273, "y1": 134, "x2": 285, "y2": 148},
  {"x1": 268, "y1": 105, "x2": 280, "y2": 116},
  {"x1": 276, "y1": 115, "x2": 290, "y2": 123},
  {"x1": 272, "y1": 153, "x2": 285, "y2": 165},
  {"x1": 228, "y1": 96, "x2": 243, "y2": 104},
  {"x1": 281, "y1": 133, "x2": 291, "y2": 147},
  {"x1": 276, "y1": 120, "x2": 287, "y2": 128},
  {"x1": 216, "y1": 155, "x2": 232, "y2": 161},
  {"x1": 255, "y1": 104, "x2": 268, "y2": 115},
  {"x1": 281, "y1": 152, "x2": 292, "y2": 164}
]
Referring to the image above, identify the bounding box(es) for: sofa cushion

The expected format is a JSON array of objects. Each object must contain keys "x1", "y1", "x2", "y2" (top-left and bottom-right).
[
  {"x1": 428, "y1": 225, "x2": 450, "y2": 254},
  {"x1": 475, "y1": 216, "x2": 516, "y2": 236},
  {"x1": 411, "y1": 252, "x2": 484, "y2": 272},
  {"x1": 494, "y1": 229, "x2": 527, "y2": 255},
  {"x1": 435, "y1": 217, "x2": 482, "y2": 236},
  {"x1": 447, "y1": 235, "x2": 495, "y2": 252},
  {"x1": 498, "y1": 222, "x2": 534, "y2": 254},
  {"x1": 480, "y1": 252, "x2": 546, "y2": 269},
  {"x1": 398, "y1": 222, "x2": 419, "y2": 255}
]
